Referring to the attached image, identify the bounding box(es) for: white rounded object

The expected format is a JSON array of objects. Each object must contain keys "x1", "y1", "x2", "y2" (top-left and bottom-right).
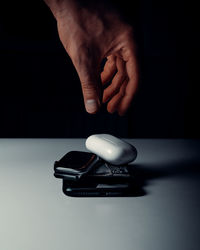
[{"x1": 85, "y1": 134, "x2": 137, "y2": 165}]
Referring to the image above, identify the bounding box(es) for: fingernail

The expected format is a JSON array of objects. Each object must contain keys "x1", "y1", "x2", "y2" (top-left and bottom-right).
[{"x1": 85, "y1": 99, "x2": 99, "y2": 114}]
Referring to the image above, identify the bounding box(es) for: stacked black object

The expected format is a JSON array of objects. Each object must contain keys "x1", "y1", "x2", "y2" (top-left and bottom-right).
[{"x1": 54, "y1": 151, "x2": 140, "y2": 197}]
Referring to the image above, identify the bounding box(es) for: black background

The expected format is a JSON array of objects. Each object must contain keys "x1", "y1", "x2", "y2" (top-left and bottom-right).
[{"x1": 0, "y1": 0, "x2": 199, "y2": 138}]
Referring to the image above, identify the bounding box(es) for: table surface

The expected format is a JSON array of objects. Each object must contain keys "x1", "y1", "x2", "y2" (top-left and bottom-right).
[{"x1": 0, "y1": 139, "x2": 200, "y2": 250}]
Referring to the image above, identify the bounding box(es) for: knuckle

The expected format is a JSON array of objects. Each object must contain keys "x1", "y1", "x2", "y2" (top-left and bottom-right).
[
  {"x1": 112, "y1": 80, "x2": 121, "y2": 90},
  {"x1": 70, "y1": 42, "x2": 91, "y2": 63},
  {"x1": 81, "y1": 80, "x2": 94, "y2": 89},
  {"x1": 116, "y1": 72, "x2": 124, "y2": 80},
  {"x1": 81, "y1": 81, "x2": 96, "y2": 94},
  {"x1": 107, "y1": 60, "x2": 115, "y2": 69},
  {"x1": 72, "y1": 51, "x2": 88, "y2": 68}
]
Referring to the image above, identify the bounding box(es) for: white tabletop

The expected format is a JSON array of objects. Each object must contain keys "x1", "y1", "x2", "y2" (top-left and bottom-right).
[{"x1": 0, "y1": 139, "x2": 200, "y2": 250}]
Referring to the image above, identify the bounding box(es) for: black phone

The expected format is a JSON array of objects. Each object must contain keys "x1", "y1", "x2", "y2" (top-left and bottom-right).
[
  {"x1": 62, "y1": 180, "x2": 136, "y2": 197},
  {"x1": 62, "y1": 180, "x2": 145, "y2": 197}
]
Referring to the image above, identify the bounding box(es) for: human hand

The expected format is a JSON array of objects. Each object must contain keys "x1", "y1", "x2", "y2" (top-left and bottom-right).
[{"x1": 44, "y1": 0, "x2": 138, "y2": 115}]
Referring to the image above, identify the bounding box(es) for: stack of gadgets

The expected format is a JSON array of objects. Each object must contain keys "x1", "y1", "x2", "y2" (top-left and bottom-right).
[{"x1": 54, "y1": 134, "x2": 138, "y2": 197}]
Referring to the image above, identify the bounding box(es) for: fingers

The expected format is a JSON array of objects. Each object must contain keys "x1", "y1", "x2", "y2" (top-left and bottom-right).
[
  {"x1": 117, "y1": 47, "x2": 139, "y2": 116},
  {"x1": 103, "y1": 43, "x2": 138, "y2": 115},
  {"x1": 66, "y1": 38, "x2": 138, "y2": 115},
  {"x1": 107, "y1": 79, "x2": 128, "y2": 113},
  {"x1": 72, "y1": 47, "x2": 102, "y2": 114},
  {"x1": 103, "y1": 57, "x2": 126, "y2": 103},
  {"x1": 101, "y1": 55, "x2": 117, "y2": 86}
]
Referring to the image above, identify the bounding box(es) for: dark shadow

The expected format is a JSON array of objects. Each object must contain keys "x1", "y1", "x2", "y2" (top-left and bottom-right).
[{"x1": 128, "y1": 157, "x2": 200, "y2": 196}]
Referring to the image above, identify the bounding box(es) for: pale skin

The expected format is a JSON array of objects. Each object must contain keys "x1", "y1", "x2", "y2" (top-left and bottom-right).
[{"x1": 44, "y1": 0, "x2": 138, "y2": 115}]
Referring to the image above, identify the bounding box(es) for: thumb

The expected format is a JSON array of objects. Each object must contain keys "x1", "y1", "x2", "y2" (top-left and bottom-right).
[{"x1": 73, "y1": 55, "x2": 102, "y2": 114}]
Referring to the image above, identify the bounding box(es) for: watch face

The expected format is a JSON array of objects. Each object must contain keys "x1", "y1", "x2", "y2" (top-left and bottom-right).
[{"x1": 54, "y1": 151, "x2": 97, "y2": 174}]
